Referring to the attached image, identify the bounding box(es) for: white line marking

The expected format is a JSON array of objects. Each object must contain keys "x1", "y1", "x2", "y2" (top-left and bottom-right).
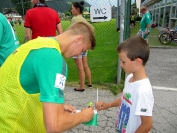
[{"x1": 153, "y1": 86, "x2": 177, "y2": 91}]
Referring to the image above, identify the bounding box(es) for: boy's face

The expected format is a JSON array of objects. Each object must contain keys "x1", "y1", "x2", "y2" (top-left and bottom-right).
[{"x1": 118, "y1": 52, "x2": 137, "y2": 74}]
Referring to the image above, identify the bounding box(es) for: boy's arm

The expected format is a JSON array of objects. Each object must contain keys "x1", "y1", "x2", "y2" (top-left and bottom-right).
[
  {"x1": 135, "y1": 116, "x2": 152, "y2": 133},
  {"x1": 107, "y1": 98, "x2": 121, "y2": 108},
  {"x1": 95, "y1": 98, "x2": 121, "y2": 111}
]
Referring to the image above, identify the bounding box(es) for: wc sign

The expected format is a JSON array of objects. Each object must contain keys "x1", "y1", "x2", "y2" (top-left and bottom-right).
[{"x1": 90, "y1": 5, "x2": 111, "y2": 22}]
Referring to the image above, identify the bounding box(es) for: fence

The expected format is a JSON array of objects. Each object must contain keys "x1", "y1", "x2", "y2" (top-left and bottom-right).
[
  {"x1": 3, "y1": 0, "x2": 122, "y2": 87},
  {"x1": 2, "y1": 0, "x2": 177, "y2": 88}
]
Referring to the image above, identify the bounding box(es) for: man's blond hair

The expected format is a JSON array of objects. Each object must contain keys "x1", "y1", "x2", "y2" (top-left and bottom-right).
[
  {"x1": 66, "y1": 22, "x2": 96, "y2": 50},
  {"x1": 140, "y1": 6, "x2": 147, "y2": 12}
]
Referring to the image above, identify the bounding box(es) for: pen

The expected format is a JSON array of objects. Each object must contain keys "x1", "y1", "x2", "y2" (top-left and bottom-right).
[{"x1": 88, "y1": 102, "x2": 93, "y2": 108}]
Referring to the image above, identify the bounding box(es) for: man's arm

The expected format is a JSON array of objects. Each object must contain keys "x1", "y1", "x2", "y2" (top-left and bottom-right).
[
  {"x1": 56, "y1": 23, "x2": 62, "y2": 35},
  {"x1": 25, "y1": 27, "x2": 31, "y2": 41},
  {"x1": 43, "y1": 103, "x2": 94, "y2": 133},
  {"x1": 145, "y1": 24, "x2": 151, "y2": 34},
  {"x1": 135, "y1": 116, "x2": 152, "y2": 133}
]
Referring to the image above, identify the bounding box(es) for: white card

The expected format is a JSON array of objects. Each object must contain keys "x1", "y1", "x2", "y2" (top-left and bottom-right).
[{"x1": 54, "y1": 73, "x2": 66, "y2": 90}]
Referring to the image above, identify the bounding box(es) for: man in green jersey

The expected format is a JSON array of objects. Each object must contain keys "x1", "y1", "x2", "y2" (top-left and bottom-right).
[
  {"x1": 0, "y1": 22, "x2": 96, "y2": 132},
  {"x1": 0, "y1": 13, "x2": 20, "y2": 66},
  {"x1": 137, "y1": 6, "x2": 152, "y2": 43}
]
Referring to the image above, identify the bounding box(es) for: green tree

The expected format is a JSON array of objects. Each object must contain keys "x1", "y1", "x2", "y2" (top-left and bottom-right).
[
  {"x1": 11, "y1": 0, "x2": 32, "y2": 16},
  {"x1": 65, "y1": 11, "x2": 71, "y2": 16}
]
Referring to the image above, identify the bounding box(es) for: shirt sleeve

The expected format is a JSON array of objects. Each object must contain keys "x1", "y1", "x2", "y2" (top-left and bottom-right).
[
  {"x1": 135, "y1": 90, "x2": 154, "y2": 116},
  {"x1": 33, "y1": 48, "x2": 67, "y2": 104},
  {"x1": 24, "y1": 11, "x2": 31, "y2": 28},
  {"x1": 145, "y1": 15, "x2": 151, "y2": 25},
  {"x1": 0, "y1": 22, "x2": 3, "y2": 43}
]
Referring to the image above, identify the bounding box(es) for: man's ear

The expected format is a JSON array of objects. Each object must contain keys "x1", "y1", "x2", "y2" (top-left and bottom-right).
[
  {"x1": 136, "y1": 58, "x2": 143, "y2": 66},
  {"x1": 74, "y1": 35, "x2": 84, "y2": 44}
]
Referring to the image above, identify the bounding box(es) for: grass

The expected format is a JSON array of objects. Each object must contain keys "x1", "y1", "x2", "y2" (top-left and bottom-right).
[
  {"x1": 63, "y1": 19, "x2": 123, "y2": 95},
  {"x1": 14, "y1": 19, "x2": 122, "y2": 95},
  {"x1": 13, "y1": 20, "x2": 176, "y2": 95}
]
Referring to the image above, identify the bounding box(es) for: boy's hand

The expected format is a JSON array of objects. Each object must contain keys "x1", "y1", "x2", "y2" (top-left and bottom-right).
[
  {"x1": 81, "y1": 108, "x2": 94, "y2": 122},
  {"x1": 95, "y1": 101, "x2": 107, "y2": 111}
]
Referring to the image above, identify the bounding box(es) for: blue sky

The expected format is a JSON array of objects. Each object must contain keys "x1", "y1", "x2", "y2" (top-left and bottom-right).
[{"x1": 86, "y1": 0, "x2": 136, "y2": 6}]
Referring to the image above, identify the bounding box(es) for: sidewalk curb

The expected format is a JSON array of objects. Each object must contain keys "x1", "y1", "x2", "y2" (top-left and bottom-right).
[{"x1": 150, "y1": 46, "x2": 177, "y2": 49}]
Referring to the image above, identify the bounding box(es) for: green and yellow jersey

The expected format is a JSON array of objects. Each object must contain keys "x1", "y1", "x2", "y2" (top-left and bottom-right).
[{"x1": 0, "y1": 37, "x2": 67, "y2": 132}]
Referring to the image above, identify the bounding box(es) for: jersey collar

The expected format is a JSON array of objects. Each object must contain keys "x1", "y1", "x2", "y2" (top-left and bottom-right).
[{"x1": 33, "y1": 3, "x2": 48, "y2": 8}]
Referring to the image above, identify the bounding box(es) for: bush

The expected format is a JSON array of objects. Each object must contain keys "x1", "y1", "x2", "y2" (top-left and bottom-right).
[
  {"x1": 136, "y1": 16, "x2": 142, "y2": 21},
  {"x1": 65, "y1": 12, "x2": 71, "y2": 16}
]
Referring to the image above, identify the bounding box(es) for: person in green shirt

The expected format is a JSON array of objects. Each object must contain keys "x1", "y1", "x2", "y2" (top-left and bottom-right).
[
  {"x1": 0, "y1": 22, "x2": 96, "y2": 133},
  {"x1": 0, "y1": 13, "x2": 20, "y2": 66},
  {"x1": 137, "y1": 6, "x2": 152, "y2": 43}
]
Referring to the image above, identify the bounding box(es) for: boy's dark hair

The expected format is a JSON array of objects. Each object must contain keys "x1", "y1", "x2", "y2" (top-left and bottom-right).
[
  {"x1": 72, "y1": 1, "x2": 84, "y2": 13},
  {"x1": 116, "y1": 36, "x2": 150, "y2": 65},
  {"x1": 39, "y1": 0, "x2": 45, "y2": 4}
]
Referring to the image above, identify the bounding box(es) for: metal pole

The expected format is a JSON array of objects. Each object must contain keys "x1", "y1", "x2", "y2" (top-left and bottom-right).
[
  {"x1": 169, "y1": 2, "x2": 173, "y2": 28},
  {"x1": 21, "y1": 0, "x2": 24, "y2": 17},
  {"x1": 124, "y1": 0, "x2": 131, "y2": 40},
  {"x1": 116, "y1": 0, "x2": 120, "y2": 31},
  {"x1": 117, "y1": 0, "x2": 124, "y2": 84},
  {"x1": 162, "y1": 0, "x2": 167, "y2": 27}
]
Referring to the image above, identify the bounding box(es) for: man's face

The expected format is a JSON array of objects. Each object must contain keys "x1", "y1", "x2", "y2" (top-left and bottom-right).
[
  {"x1": 31, "y1": 0, "x2": 39, "y2": 6},
  {"x1": 63, "y1": 36, "x2": 91, "y2": 58},
  {"x1": 141, "y1": 9, "x2": 146, "y2": 14}
]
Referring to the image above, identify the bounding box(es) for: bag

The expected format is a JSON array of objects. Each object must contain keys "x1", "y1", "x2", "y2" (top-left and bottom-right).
[{"x1": 152, "y1": 24, "x2": 156, "y2": 28}]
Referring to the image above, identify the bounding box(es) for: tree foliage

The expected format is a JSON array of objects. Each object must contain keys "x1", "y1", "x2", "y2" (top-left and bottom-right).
[{"x1": 11, "y1": 0, "x2": 32, "y2": 16}]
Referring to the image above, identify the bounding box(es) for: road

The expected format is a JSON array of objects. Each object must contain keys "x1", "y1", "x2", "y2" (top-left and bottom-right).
[{"x1": 63, "y1": 48, "x2": 177, "y2": 133}]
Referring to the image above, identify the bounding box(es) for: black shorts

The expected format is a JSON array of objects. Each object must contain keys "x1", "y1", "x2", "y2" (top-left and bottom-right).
[{"x1": 131, "y1": 20, "x2": 135, "y2": 24}]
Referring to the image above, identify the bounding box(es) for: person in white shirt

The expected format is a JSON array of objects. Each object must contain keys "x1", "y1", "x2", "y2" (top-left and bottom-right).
[{"x1": 95, "y1": 36, "x2": 154, "y2": 133}]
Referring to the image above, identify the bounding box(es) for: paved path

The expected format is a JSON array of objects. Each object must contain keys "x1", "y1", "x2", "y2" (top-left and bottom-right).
[
  {"x1": 146, "y1": 48, "x2": 177, "y2": 133},
  {"x1": 63, "y1": 48, "x2": 177, "y2": 133}
]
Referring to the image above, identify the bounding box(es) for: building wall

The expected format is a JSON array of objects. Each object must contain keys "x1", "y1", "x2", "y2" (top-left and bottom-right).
[{"x1": 141, "y1": 0, "x2": 177, "y2": 28}]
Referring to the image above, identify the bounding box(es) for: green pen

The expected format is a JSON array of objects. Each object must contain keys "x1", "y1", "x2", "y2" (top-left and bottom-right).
[{"x1": 88, "y1": 102, "x2": 93, "y2": 108}]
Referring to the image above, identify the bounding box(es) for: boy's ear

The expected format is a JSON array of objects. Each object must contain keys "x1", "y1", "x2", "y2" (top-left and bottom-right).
[{"x1": 136, "y1": 58, "x2": 143, "y2": 66}]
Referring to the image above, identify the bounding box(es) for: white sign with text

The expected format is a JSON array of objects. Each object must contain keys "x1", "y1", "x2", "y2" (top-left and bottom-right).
[{"x1": 90, "y1": 5, "x2": 112, "y2": 22}]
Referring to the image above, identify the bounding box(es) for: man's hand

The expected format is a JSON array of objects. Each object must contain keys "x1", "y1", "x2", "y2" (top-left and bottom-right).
[
  {"x1": 81, "y1": 108, "x2": 94, "y2": 122},
  {"x1": 145, "y1": 30, "x2": 149, "y2": 35}
]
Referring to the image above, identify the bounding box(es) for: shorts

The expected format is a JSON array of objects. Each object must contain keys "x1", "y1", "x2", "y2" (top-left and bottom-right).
[
  {"x1": 72, "y1": 51, "x2": 88, "y2": 59},
  {"x1": 137, "y1": 30, "x2": 149, "y2": 40},
  {"x1": 130, "y1": 20, "x2": 135, "y2": 24}
]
